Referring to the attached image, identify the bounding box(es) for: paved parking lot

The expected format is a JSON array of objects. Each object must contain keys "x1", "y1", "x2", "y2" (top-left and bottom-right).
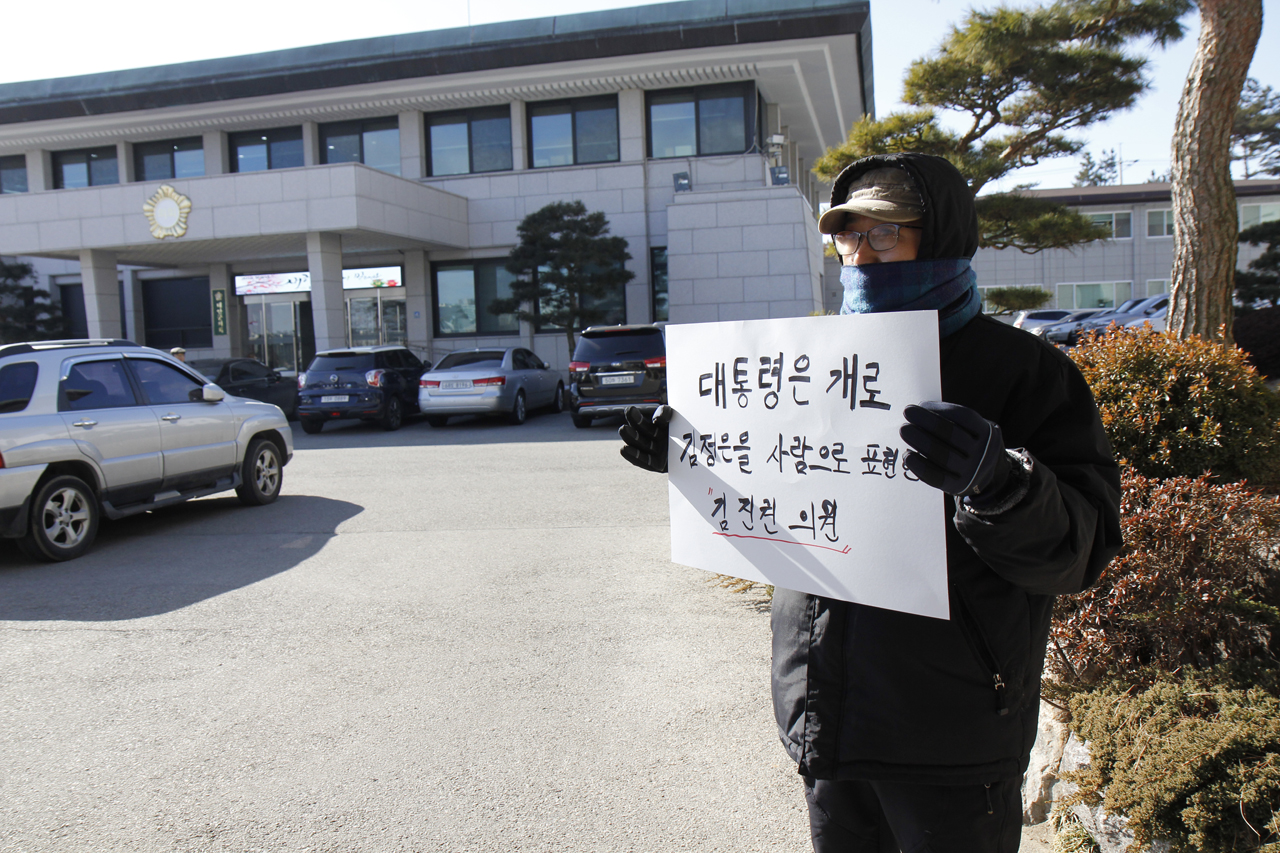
[{"x1": 0, "y1": 411, "x2": 810, "y2": 852}]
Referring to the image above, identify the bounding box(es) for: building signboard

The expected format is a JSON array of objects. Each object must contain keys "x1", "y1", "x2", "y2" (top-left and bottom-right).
[{"x1": 234, "y1": 266, "x2": 402, "y2": 296}]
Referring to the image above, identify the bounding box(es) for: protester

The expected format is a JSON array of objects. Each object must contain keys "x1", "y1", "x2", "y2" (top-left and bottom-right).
[{"x1": 620, "y1": 153, "x2": 1122, "y2": 853}]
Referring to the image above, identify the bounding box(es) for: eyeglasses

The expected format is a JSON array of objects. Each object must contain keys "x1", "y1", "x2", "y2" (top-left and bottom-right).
[{"x1": 833, "y1": 223, "x2": 922, "y2": 257}]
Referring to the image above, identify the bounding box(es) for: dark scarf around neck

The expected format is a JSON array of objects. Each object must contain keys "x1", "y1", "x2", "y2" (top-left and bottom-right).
[{"x1": 839, "y1": 258, "x2": 981, "y2": 337}]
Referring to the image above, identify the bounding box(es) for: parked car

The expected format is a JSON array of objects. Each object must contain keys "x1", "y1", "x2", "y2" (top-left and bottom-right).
[
  {"x1": 296, "y1": 346, "x2": 429, "y2": 434},
  {"x1": 189, "y1": 357, "x2": 298, "y2": 419},
  {"x1": 568, "y1": 324, "x2": 667, "y2": 428},
  {"x1": 1072, "y1": 295, "x2": 1170, "y2": 342},
  {"x1": 1040, "y1": 309, "x2": 1111, "y2": 343},
  {"x1": 0, "y1": 339, "x2": 292, "y2": 562},
  {"x1": 1012, "y1": 309, "x2": 1072, "y2": 331},
  {"x1": 1123, "y1": 304, "x2": 1168, "y2": 332},
  {"x1": 419, "y1": 347, "x2": 563, "y2": 427}
]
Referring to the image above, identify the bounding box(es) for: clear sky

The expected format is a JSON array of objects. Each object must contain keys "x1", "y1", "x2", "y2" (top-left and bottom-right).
[{"x1": 3, "y1": 0, "x2": 1276, "y2": 191}]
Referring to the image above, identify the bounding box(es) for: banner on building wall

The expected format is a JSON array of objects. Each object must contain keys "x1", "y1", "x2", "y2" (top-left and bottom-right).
[
  {"x1": 666, "y1": 312, "x2": 949, "y2": 619},
  {"x1": 233, "y1": 266, "x2": 402, "y2": 296},
  {"x1": 211, "y1": 289, "x2": 228, "y2": 335}
]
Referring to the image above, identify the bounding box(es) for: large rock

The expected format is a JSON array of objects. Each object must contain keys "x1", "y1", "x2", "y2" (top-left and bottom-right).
[{"x1": 1021, "y1": 700, "x2": 1072, "y2": 824}]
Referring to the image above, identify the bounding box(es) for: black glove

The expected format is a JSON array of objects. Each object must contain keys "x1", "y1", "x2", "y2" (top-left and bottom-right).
[
  {"x1": 619, "y1": 405, "x2": 674, "y2": 473},
  {"x1": 899, "y1": 401, "x2": 1011, "y2": 499}
]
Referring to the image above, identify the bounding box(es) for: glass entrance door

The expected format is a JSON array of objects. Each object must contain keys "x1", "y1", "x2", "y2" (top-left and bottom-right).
[
  {"x1": 246, "y1": 297, "x2": 315, "y2": 374},
  {"x1": 345, "y1": 292, "x2": 406, "y2": 347}
]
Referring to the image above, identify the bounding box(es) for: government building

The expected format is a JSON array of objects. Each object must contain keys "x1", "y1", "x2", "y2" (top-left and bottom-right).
[{"x1": 0, "y1": 0, "x2": 870, "y2": 374}]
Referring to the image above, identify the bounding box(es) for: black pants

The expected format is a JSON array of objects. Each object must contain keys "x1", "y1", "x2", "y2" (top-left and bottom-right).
[{"x1": 803, "y1": 776, "x2": 1022, "y2": 853}]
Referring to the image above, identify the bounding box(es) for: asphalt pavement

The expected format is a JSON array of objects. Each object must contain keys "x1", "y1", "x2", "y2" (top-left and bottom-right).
[{"x1": 0, "y1": 410, "x2": 810, "y2": 852}]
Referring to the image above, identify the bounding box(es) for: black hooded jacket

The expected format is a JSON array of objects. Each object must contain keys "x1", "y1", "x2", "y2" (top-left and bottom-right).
[{"x1": 770, "y1": 153, "x2": 1123, "y2": 784}]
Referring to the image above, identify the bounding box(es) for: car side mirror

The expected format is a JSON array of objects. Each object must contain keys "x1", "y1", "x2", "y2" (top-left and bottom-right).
[{"x1": 190, "y1": 383, "x2": 225, "y2": 403}]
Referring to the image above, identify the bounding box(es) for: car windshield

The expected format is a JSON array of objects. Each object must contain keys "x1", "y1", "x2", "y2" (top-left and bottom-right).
[
  {"x1": 574, "y1": 329, "x2": 665, "y2": 361},
  {"x1": 309, "y1": 354, "x2": 375, "y2": 373},
  {"x1": 435, "y1": 351, "x2": 506, "y2": 370}
]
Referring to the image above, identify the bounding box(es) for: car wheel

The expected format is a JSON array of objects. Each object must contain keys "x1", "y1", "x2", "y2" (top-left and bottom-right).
[
  {"x1": 300, "y1": 418, "x2": 324, "y2": 435},
  {"x1": 508, "y1": 390, "x2": 527, "y2": 425},
  {"x1": 20, "y1": 475, "x2": 100, "y2": 562},
  {"x1": 550, "y1": 383, "x2": 565, "y2": 414},
  {"x1": 236, "y1": 437, "x2": 283, "y2": 506},
  {"x1": 426, "y1": 416, "x2": 449, "y2": 428},
  {"x1": 571, "y1": 412, "x2": 592, "y2": 429},
  {"x1": 381, "y1": 396, "x2": 403, "y2": 431}
]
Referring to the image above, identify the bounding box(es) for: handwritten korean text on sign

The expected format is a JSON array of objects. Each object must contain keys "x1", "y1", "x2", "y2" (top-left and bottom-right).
[{"x1": 667, "y1": 312, "x2": 948, "y2": 619}]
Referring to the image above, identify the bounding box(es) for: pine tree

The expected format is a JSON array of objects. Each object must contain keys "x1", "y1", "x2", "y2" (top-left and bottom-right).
[
  {"x1": 1168, "y1": 0, "x2": 1264, "y2": 343},
  {"x1": 494, "y1": 202, "x2": 635, "y2": 354},
  {"x1": 0, "y1": 260, "x2": 64, "y2": 344},
  {"x1": 1232, "y1": 78, "x2": 1280, "y2": 180},
  {"x1": 1237, "y1": 220, "x2": 1280, "y2": 309},
  {"x1": 1073, "y1": 149, "x2": 1119, "y2": 186},
  {"x1": 811, "y1": 0, "x2": 1190, "y2": 254}
]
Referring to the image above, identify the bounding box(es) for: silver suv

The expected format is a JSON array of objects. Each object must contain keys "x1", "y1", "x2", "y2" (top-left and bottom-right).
[{"x1": 0, "y1": 340, "x2": 294, "y2": 562}]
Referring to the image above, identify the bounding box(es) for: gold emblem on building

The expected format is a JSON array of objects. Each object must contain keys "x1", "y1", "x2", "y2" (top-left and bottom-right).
[{"x1": 143, "y1": 185, "x2": 191, "y2": 239}]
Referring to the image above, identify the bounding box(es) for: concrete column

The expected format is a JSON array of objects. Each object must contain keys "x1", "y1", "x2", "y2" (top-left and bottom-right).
[
  {"x1": 202, "y1": 131, "x2": 229, "y2": 175},
  {"x1": 302, "y1": 122, "x2": 321, "y2": 166},
  {"x1": 80, "y1": 249, "x2": 122, "y2": 339},
  {"x1": 26, "y1": 150, "x2": 53, "y2": 191},
  {"x1": 209, "y1": 264, "x2": 244, "y2": 358},
  {"x1": 402, "y1": 250, "x2": 432, "y2": 360},
  {"x1": 117, "y1": 142, "x2": 135, "y2": 183},
  {"x1": 510, "y1": 101, "x2": 528, "y2": 171},
  {"x1": 122, "y1": 270, "x2": 143, "y2": 343},
  {"x1": 618, "y1": 89, "x2": 645, "y2": 162},
  {"x1": 306, "y1": 232, "x2": 346, "y2": 352},
  {"x1": 398, "y1": 111, "x2": 426, "y2": 180}
]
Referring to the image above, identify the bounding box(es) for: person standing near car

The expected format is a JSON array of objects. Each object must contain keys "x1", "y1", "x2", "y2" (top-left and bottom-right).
[
  {"x1": 170, "y1": 347, "x2": 186, "y2": 363},
  {"x1": 620, "y1": 153, "x2": 1122, "y2": 853}
]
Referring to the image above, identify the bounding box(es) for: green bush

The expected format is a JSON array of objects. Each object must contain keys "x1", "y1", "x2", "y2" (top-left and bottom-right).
[
  {"x1": 1065, "y1": 670, "x2": 1280, "y2": 853},
  {"x1": 1070, "y1": 327, "x2": 1280, "y2": 486},
  {"x1": 1049, "y1": 471, "x2": 1280, "y2": 688}
]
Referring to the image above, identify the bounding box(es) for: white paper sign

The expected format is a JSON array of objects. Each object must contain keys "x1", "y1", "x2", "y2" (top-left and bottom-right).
[{"x1": 666, "y1": 312, "x2": 949, "y2": 619}]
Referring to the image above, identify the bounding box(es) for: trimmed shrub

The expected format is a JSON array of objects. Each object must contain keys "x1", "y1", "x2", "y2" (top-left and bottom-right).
[
  {"x1": 1065, "y1": 670, "x2": 1280, "y2": 852},
  {"x1": 1048, "y1": 471, "x2": 1280, "y2": 688},
  {"x1": 1070, "y1": 327, "x2": 1280, "y2": 486}
]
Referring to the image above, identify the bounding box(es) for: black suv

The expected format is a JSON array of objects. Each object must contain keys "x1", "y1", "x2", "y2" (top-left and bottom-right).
[
  {"x1": 568, "y1": 324, "x2": 666, "y2": 428},
  {"x1": 297, "y1": 346, "x2": 430, "y2": 433}
]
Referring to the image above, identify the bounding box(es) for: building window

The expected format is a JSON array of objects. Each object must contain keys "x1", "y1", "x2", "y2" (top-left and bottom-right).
[
  {"x1": 427, "y1": 108, "x2": 512, "y2": 176},
  {"x1": 647, "y1": 83, "x2": 758, "y2": 158},
  {"x1": 1055, "y1": 281, "x2": 1133, "y2": 310},
  {"x1": 433, "y1": 259, "x2": 520, "y2": 336},
  {"x1": 651, "y1": 247, "x2": 668, "y2": 322},
  {"x1": 320, "y1": 118, "x2": 401, "y2": 175},
  {"x1": 134, "y1": 138, "x2": 204, "y2": 181},
  {"x1": 230, "y1": 127, "x2": 304, "y2": 173},
  {"x1": 53, "y1": 147, "x2": 119, "y2": 188},
  {"x1": 1146, "y1": 279, "x2": 1170, "y2": 295},
  {"x1": 1146, "y1": 209, "x2": 1173, "y2": 237},
  {"x1": 1241, "y1": 202, "x2": 1280, "y2": 230},
  {"x1": 0, "y1": 155, "x2": 27, "y2": 193},
  {"x1": 141, "y1": 277, "x2": 213, "y2": 349},
  {"x1": 528, "y1": 97, "x2": 619, "y2": 167},
  {"x1": 1087, "y1": 212, "x2": 1132, "y2": 239}
]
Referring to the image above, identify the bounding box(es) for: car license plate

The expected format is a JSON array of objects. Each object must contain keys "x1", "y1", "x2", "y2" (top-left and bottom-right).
[
  {"x1": 441, "y1": 380, "x2": 472, "y2": 390},
  {"x1": 320, "y1": 395, "x2": 348, "y2": 403},
  {"x1": 600, "y1": 374, "x2": 635, "y2": 386}
]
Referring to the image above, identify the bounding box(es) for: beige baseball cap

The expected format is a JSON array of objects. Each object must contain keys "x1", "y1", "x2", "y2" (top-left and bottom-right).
[{"x1": 818, "y1": 167, "x2": 925, "y2": 234}]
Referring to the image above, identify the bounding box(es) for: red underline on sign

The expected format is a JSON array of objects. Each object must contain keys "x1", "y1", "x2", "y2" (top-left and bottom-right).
[{"x1": 712, "y1": 532, "x2": 852, "y2": 555}]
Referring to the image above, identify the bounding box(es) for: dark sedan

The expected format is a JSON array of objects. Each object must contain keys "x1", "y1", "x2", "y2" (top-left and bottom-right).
[{"x1": 189, "y1": 357, "x2": 298, "y2": 419}]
